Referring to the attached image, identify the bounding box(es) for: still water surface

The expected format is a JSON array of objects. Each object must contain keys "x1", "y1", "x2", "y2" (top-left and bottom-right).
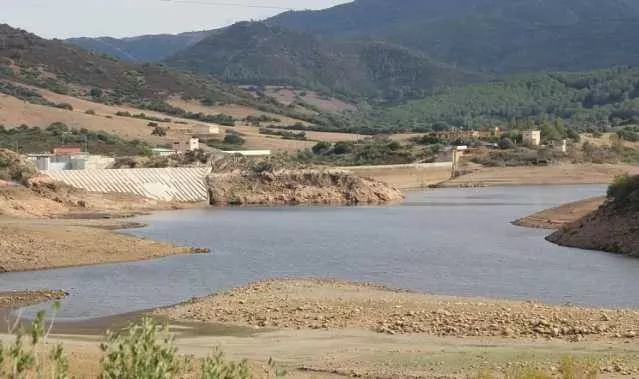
[{"x1": 3, "y1": 185, "x2": 638, "y2": 320}]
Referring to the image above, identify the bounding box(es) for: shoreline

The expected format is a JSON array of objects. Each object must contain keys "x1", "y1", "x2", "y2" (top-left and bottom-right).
[{"x1": 512, "y1": 196, "x2": 605, "y2": 229}]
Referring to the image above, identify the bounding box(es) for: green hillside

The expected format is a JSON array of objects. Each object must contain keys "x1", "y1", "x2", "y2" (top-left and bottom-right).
[
  {"x1": 374, "y1": 66, "x2": 639, "y2": 131},
  {"x1": 164, "y1": 22, "x2": 478, "y2": 101},
  {"x1": 271, "y1": 0, "x2": 639, "y2": 74}
]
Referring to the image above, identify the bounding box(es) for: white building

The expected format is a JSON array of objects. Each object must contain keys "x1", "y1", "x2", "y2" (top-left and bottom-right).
[
  {"x1": 522, "y1": 130, "x2": 541, "y2": 146},
  {"x1": 172, "y1": 137, "x2": 200, "y2": 153},
  {"x1": 191, "y1": 124, "x2": 221, "y2": 135},
  {"x1": 151, "y1": 148, "x2": 178, "y2": 157},
  {"x1": 221, "y1": 150, "x2": 271, "y2": 157}
]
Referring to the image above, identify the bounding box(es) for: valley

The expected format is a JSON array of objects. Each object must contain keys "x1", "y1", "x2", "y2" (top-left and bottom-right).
[{"x1": 2, "y1": 0, "x2": 639, "y2": 377}]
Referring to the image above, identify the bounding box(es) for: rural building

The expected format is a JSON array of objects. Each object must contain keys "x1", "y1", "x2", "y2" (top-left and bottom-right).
[
  {"x1": 27, "y1": 153, "x2": 115, "y2": 171},
  {"x1": 53, "y1": 146, "x2": 82, "y2": 155},
  {"x1": 172, "y1": 137, "x2": 200, "y2": 153},
  {"x1": 221, "y1": 150, "x2": 271, "y2": 157},
  {"x1": 151, "y1": 148, "x2": 178, "y2": 157},
  {"x1": 191, "y1": 124, "x2": 221, "y2": 135},
  {"x1": 522, "y1": 130, "x2": 541, "y2": 146}
]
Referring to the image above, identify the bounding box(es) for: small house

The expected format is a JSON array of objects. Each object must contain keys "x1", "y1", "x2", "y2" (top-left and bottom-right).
[{"x1": 522, "y1": 130, "x2": 541, "y2": 146}]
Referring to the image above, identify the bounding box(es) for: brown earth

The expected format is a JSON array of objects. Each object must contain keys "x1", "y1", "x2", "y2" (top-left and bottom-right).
[
  {"x1": 513, "y1": 196, "x2": 606, "y2": 229},
  {"x1": 207, "y1": 168, "x2": 404, "y2": 206},
  {"x1": 156, "y1": 279, "x2": 639, "y2": 342},
  {"x1": 547, "y1": 200, "x2": 639, "y2": 257},
  {"x1": 440, "y1": 164, "x2": 639, "y2": 187},
  {"x1": 0, "y1": 290, "x2": 67, "y2": 309},
  {"x1": 0, "y1": 217, "x2": 202, "y2": 273}
]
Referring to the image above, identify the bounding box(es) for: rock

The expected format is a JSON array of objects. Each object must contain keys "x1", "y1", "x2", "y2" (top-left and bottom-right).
[{"x1": 206, "y1": 157, "x2": 404, "y2": 206}]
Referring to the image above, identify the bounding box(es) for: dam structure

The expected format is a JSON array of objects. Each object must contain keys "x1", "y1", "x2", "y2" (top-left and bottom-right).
[{"x1": 45, "y1": 167, "x2": 211, "y2": 202}]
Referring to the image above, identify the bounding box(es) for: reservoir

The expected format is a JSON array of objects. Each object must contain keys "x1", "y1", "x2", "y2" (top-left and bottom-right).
[{"x1": 3, "y1": 184, "x2": 637, "y2": 320}]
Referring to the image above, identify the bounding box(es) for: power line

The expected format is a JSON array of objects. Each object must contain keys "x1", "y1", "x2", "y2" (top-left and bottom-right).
[{"x1": 159, "y1": 0, "x2": 294, "y2": 10}]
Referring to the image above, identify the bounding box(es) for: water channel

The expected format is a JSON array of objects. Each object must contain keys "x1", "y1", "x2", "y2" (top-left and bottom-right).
[{"x1": 3, "y1": 184, "x2": 638, "y2": 320}]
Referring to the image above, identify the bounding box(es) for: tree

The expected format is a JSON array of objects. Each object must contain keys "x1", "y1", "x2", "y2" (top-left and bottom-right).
[
  {"x1": 223, "y1": 133, "x2": 245, "y2": 145},
  {"x1": 540, "y1": 121, "x2": 561, "y2": 143},
  {"x1": 89, "y1": 87, "x2": 103, "y2": 98},
  {"x1": 498, "y1": 137, "x2": 516, "y2": 150},
  {"x1": 312, "y1": 141, "x2": 332, "y2": 155},
  {"x1": 151, "y1": 126, "x2": 167, "y2": 137}
]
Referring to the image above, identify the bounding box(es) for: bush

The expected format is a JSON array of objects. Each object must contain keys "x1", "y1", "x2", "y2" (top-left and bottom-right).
[
  {"x1": 1, "y1": 308, "x2": 266, "y2": 379},
  {"x1": 618, "y1": 129, "x2": 639, "y2": 142},
  {"x1": 85, "y1": 109, "x2": 96, "y2": 115},
  {"x1": 607, "y1": 174, "x2": 639, "y2": 205},
  {"x1": 223, "y1": 133, "x2": 245, "y2": 145},
  {"x1": 55, "y1": 102, "x2": 73, "y2": 111},
  {"x1": 151, "y1": 126, "x2": 168, "y2": 137},
  {"x1": 498, "y1": 137, "x2": 516, "y2": 150}
]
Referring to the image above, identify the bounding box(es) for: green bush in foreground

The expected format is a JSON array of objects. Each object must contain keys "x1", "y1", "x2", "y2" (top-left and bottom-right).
[
  {"x1": 0, "y1": 305, "x2": 597, "y2": 379},
  {"x1": 0, "y1": 306, "x2": 269, "y2": 379}
]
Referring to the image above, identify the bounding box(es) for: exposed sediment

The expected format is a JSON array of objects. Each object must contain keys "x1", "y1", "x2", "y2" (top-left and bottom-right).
[
  {"x1": 155, "y1": 279, "x2": 639, "y2": 341},
  {"x1": 513, "y1": 196, "x2": 605, "y2": 229},
  {"x1": 0, "y1": 290, "x2": 68, "y2": 309}
]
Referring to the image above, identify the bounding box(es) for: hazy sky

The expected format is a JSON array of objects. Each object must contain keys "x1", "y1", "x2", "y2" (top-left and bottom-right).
[{"x1": 1, "y1": 0, "x2": 350, "y2": 39}]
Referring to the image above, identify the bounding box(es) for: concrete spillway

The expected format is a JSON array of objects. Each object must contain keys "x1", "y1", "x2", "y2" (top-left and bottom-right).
[{"x1": 45, "y1": 167, "x2": 211, "y2": 202}]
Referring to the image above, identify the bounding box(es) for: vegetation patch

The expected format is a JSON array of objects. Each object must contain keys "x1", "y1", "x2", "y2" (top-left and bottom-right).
[
  {"x1": 607, "y1": 174, "x2": 639, "y2": 207},
  {"x1": 0, "y1": 123, "x2": 151, "y2": 156}
]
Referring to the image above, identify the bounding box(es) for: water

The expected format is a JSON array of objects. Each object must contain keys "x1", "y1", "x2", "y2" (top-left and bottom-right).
[{"x1": 3, "y1": 184, "x2": 637, "y2": 320}]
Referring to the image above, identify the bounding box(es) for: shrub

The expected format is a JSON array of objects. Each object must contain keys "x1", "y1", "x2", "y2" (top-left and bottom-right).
[
  {"x1": 223, "y1": 133, "x2": 245, "y2": 145},
  {"x1": 55, "y1": 102, "x2": 73, "y2": 111},
  {"x1": 498, "y1": 137, "x2": 516, "y2": 150},
  {"x1": 618, "y1": 129, "x2": 639, "y2": 142},
  {"x1": 85, "y1": 109, "x2": 96, "y2": 115},
  {"x1": 151, "y1": 126, "x2": 168, "y2": 137},
  {"x1": 312, "y1": 141, "x2": 332, "y2": 155},
  {"x1": 100, "y1": 317, "x2": 182, "y2": 378},
  {"x1": 607, "y1": 174, "x2": 639, "y2": 205}
]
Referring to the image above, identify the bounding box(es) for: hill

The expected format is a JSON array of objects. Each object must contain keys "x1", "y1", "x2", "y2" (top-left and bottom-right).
[
  {"x1": 0, "y1": 24, "x2": 288, "y2": 110},
  {"x1": 374, "y1": 66, "x2": 639, "y2": 131},
  {"x1": 164, "y1": 22, "x2": 478, "y2": 101},
  {"x1": 547, "y1": 175, "x2": 639, "y2": 256},
  {"x1": 67, "y1": 31, "x2": 211, "y2": 63},
  {"x1": 270, "y1": 0, "x2": 639, "y2": 74}
]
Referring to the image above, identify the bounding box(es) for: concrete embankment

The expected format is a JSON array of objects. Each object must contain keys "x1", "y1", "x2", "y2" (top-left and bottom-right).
[
  {"x1": 45, "y1": 167, "x2": 211, "y2": 202},
  {"x1": 345, "y1": 162, "x2": 452, "y2": 190}
]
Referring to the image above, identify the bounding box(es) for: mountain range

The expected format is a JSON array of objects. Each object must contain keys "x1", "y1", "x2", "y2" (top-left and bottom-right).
[{"x1": 66, "y1": 0, "x2": 639, "y2": 96}]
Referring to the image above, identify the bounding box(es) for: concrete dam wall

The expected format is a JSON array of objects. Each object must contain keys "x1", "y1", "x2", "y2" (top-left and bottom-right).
[{"x1": 46, "y1": 167, "x2": 211, "y2": 202}]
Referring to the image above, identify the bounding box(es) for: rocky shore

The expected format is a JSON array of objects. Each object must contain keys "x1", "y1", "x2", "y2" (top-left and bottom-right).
[
  {"x1": 206, "y1": 157, "x2": 404, "y2": 206},
  {"x1": 547, "y1": 198, "x2": 639, "y2": 256},
  {"x1": 155, "y1": 279, "x2": 639, "y2": 341},
  {"x1": 0, "y1": 290, "x2": 68, "y2": 309}
]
